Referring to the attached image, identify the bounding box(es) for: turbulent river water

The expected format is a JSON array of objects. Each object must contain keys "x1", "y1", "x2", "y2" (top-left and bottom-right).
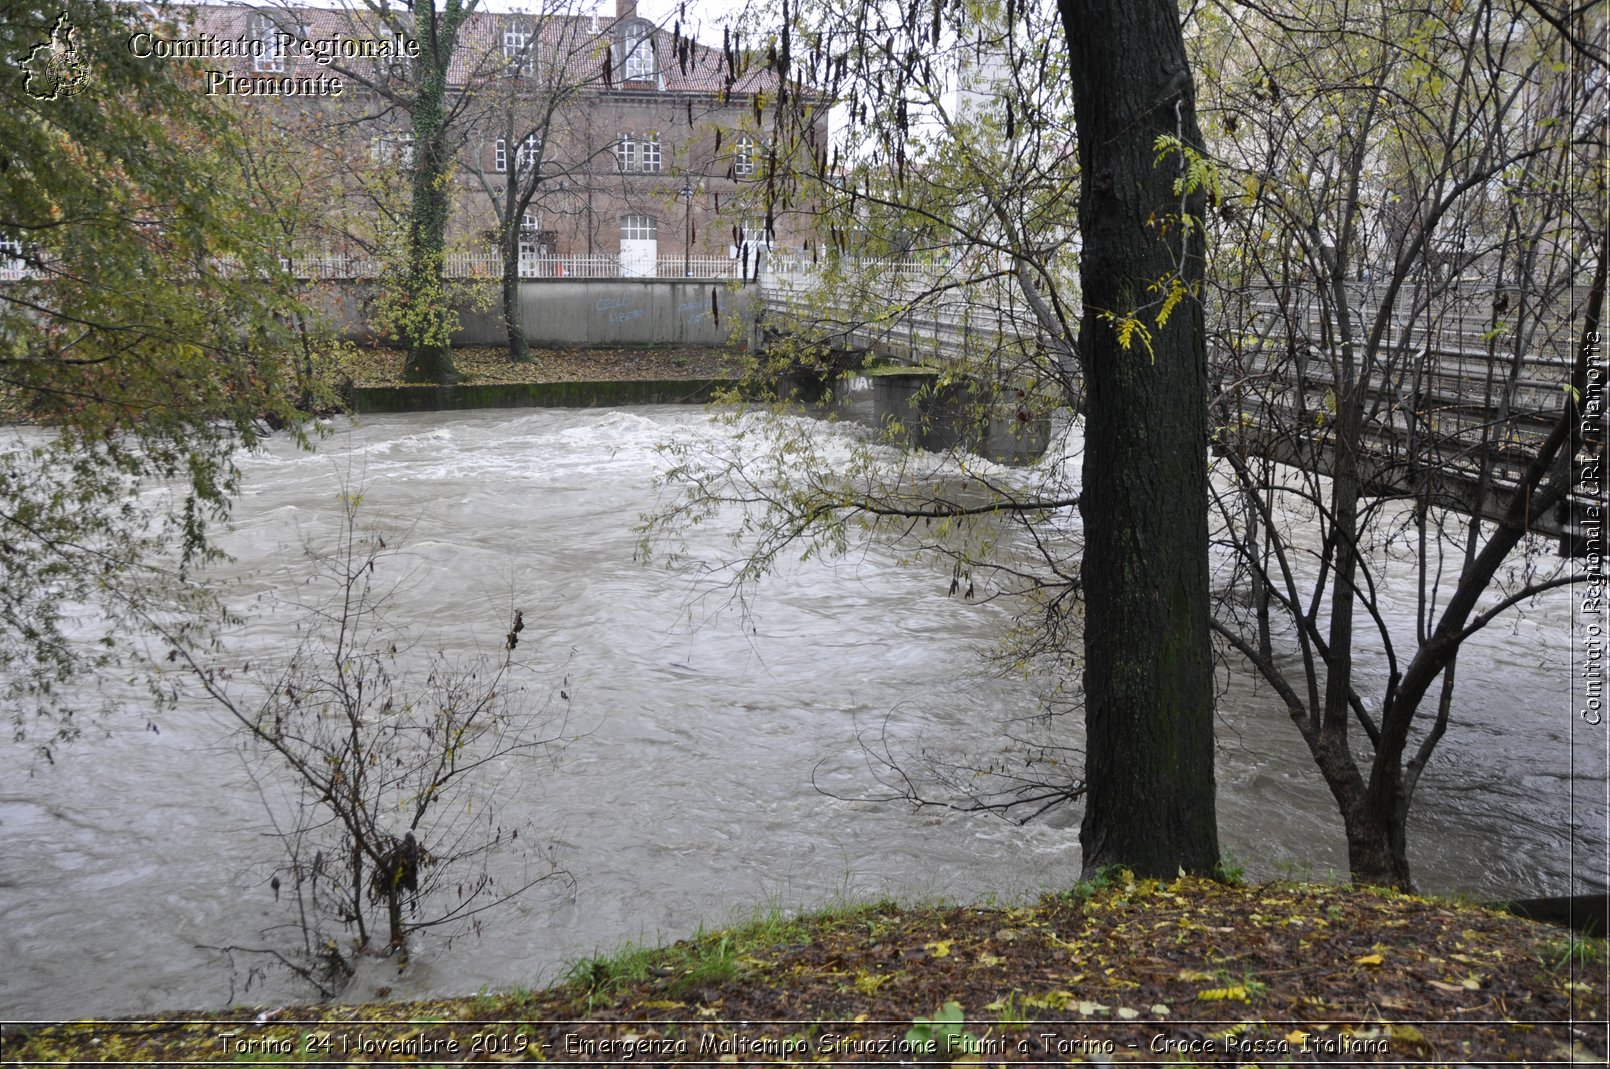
[{"x1": 1, "y1": 406, "x2": 1603, "y2": 1019}]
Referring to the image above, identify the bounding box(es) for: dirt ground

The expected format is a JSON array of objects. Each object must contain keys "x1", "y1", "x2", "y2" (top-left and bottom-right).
[{"x1": 8, "y1": 875, "x2": 1606, "y2": 1065}]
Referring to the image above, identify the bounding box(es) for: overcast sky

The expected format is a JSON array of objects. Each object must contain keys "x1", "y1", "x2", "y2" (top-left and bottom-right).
[{"x1": 478, "y1": 0, "x2": 754, "y2": 41}]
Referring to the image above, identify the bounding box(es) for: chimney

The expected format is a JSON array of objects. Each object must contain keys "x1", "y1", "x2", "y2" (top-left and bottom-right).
[{"x1": 616, "y1": 0, "x2": 636, "y2": 19}]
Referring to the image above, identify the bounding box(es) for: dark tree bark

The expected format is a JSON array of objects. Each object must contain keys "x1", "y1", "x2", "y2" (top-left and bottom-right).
[
  {"x1": 1058, "y1": 0, "x2": 1220, "y2": 877},
  {"x1": 501, "y1": 253, "x2": 530, "y2": 364},
  {"x1": 401, "y1": 0, "x2": 471, "y2": 385}
]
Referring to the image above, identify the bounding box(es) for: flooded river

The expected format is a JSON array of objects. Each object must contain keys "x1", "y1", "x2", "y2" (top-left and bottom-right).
[{"x1": 1, "y1": 407, "x2": 1602, "y2": 1018}]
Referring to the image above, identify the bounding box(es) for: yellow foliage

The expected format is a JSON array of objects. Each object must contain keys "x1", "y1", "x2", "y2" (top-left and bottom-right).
[{"x1": 1197, "y1": 985, "x2": 1250, "y2": 1001}]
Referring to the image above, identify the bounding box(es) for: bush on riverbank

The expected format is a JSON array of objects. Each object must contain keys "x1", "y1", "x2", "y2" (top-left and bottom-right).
[{"x1": 8, "y1": 875, "x2": 1605, "y2": 1064}]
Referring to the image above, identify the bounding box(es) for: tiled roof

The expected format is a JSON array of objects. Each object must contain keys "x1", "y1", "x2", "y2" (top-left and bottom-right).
[{"x1": 172, "y1": 4, "x2": 794, "y2": 98}]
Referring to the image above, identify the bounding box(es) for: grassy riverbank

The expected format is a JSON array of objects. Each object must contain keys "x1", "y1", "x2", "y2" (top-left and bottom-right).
[{"x1": 8, "y1": 875, "x2": 1606, "y2": 1065}]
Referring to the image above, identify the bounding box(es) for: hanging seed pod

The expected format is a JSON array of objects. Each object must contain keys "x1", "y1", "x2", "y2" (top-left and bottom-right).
[{"x1": 780, "y1": 0, "x2": 792, "y2": 74}]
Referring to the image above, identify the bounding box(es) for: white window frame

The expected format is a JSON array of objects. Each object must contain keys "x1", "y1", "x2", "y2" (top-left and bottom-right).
[
  {"x1": 503, "y1": 28, "x2": 533, "y2": 75},
  {"x1": 616, "y1": 135, "x2": 637, "y2": 173},
  {"x1": 252, "y1": 14, "x2": 286, "y2": 73},
  {"x1": 739, "y1": 219, "x2": 770, "y2": 249},
  {"x1": 495, "y1": 135, "x2": 540, "y2": 174},
  {"x1": 0, "y1": 237, "x2": 26, "y2": 280},
  {"x1": 734, "y1": 135, "x2": 756, "y2": 178},
  {"x1": 621, "y1": 214, "x2": 657, "y2": 241},
  {"x1": 623, "y1": 24, "x2": 654, "y2": 80},
  {"x1": 640, "y1": 131, "x2": 661, "y2": 173}
]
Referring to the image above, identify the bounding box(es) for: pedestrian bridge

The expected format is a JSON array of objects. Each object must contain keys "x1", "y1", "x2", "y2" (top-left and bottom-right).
[{"x1": 755, "y1": 257, "x2": 1598, "y2": 549}]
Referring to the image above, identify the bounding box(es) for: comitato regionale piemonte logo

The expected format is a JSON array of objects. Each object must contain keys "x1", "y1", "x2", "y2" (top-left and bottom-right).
[{"x1": 21, "y1": 12, "x2": 91, "y2": 101}]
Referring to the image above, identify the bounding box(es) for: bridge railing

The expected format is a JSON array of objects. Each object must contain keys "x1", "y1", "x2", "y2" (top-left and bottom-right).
[
  {"x1": 1205, "y1": 279, "x2": 1588, "y2": 538},
  {"x1": 759, "y1": 254, "x2": 1068, "y2": 378},
  {"x1": 758, "y1": 258, "x2": 1592, "y2": 538}
]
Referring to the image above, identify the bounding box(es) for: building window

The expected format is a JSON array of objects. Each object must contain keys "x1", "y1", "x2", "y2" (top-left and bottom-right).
[
  {"x1": 641, "y1": 131, "x2": 661, "y2": 173},
  {"x1": 503, "y1": 28, "x2": 534, "y2": 75},
  {"x1": 378, "y1": 52, "x2": 411, "y2": 82},
  {"x1": 623, "y1": 23, "x2": 654, "y2": 80},
  {"x1": 496, "y1": 135, "x2": 540, "y2": 174},
  {"x1": 738, "y1": 219, "x2": 770, "y2": 248},
  {"x1": 733, "y1": 135, "x2": 756, "y2": 178},
  {"x1": 372, "y1": 134, "x2": 414, "y2": 167},
  {"x1": 621, "y1": 214, "x2": 657, "y2": 241},
  {"x1": 252, "y1": 13, "x2": 286, "y2": 73},
  {"x1": 616, "y1": 135, "x2": 637, "y2": 173},
  {"x1": 0, "y1": 237, "x2": 26, "y2": 280}
]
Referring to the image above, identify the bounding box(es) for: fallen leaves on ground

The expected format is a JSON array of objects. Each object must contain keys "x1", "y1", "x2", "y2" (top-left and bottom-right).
[
  {"x1": 334, "y1": 346, "x2": 738, "y2": 389},
  {"x1": 7, "y1": 877, "x2": 1606, "y2": 1064}
]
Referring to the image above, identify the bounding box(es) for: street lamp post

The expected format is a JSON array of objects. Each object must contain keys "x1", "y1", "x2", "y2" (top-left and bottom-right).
[{"x1": 680, "y1": 178, "x2": 694, "y2": 278}]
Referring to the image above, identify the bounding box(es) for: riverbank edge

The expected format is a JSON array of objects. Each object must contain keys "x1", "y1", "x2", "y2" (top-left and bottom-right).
[
  {"x1": 7, "y1": 876, "x2": 1607, "y2": 1064},
  {"x1": 350, "y1": 376, "x2": 739, "y2": 413},
  {"x1": 335, "y1": 344, "x2": 750, "y2": 413}
]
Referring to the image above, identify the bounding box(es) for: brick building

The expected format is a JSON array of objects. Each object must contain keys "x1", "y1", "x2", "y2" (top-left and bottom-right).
[{"x1": 178, "y1": 1, "x2": 821, "y2": 276}]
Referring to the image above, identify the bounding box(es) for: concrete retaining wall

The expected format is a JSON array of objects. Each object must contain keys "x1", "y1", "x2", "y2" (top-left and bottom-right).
[
  {"x1": 352, "y1": 377, "x2": 737, "y2": 413},
  {"x1": 832, "y1": 368, "x2": 1051, "y2": 466},
  {"x1": 314, "y1": 279, "x2": 754, "y2": 348}
]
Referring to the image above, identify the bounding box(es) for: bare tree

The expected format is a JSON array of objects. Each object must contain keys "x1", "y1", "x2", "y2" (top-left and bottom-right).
[
  {"x1": 648, "y1": 0, "x2": 1605, "y2": 890},
  {"x1": 465, "y1": 3, "x2": 626, "y2": 363},
  {"x1": 173, "y1": 495, "x2": 576, "y2": 987},
  {"x1": 1195, "y1": 0, "x2": 1605, "y2": 887},
  {"x1": 244, "y1": 0, "x2": 514, "y2": 383}
]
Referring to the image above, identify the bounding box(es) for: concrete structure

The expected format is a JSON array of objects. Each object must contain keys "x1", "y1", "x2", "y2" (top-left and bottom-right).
[
  {"x1": 453, "y1": 277, "x2": 754, "y2": 347},
  {"x1": 312, "y1": 277, "x2": 756, "y2": 347}
]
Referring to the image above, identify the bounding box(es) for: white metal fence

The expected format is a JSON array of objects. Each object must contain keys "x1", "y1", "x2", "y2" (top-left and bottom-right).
[
  {"x1": 0, "y1": 247, "x2": 769, "y2": 283},
  {"x1": 279, "y1": 251, "x2": 760, "y2": 281}
]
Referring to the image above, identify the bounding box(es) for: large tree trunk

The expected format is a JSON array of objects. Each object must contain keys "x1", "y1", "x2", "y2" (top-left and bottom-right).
[
  {"x1": 1059, "y1": 0, "x2": 1220, "y2": 878},
  {"x1": 502, "y1": 244, "x2": 530, "y2": 363},
  {"x1": 400, "y1": 1, "x2": 462, "y2": 385},
  {"x1": 1345, "y1": 792, "x2": 1413, "y2": 889}
]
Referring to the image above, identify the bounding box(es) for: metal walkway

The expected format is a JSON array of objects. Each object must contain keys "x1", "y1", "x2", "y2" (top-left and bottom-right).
[{"x1": 757, "y1": 261, "x2": 1598, "y2": 546}]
